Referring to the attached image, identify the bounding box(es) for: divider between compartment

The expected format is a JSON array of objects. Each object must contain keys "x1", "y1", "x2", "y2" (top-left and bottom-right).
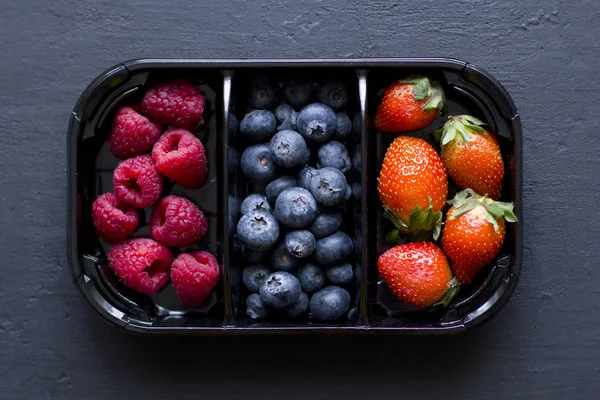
[
  {"x1": 220, "y1": 70, "x2": 235, "y2": 326},
  {"x1": 356, "y1": 70, "x2": 370, "y2": 327}
]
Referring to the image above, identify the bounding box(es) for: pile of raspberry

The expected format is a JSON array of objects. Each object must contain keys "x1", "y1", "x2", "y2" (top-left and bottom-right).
[{"x1": 91, "y1": 79, "x2": 219, "y2": 308}]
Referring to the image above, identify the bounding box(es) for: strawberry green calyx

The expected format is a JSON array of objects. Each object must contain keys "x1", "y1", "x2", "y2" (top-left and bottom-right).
[
  {"x1": 434, "y1": 115, "x2": 487, "y2": 146},
  {"x1": 448, "y1": 189, "x2": 518, "y2": 232},
  {"x1": 432, "y1": 277, "x2": 460, "y2": 309},
  {"x1": 383, "y1": 199, "x2": 443, "y2": 242},
  {"x1": 399, "y1": 76, "x2": 445, "y2": 114}
]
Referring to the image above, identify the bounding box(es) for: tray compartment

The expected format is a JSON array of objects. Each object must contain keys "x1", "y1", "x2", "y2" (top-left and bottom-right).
[
  {"x1": 69, "y1": 65, "x2": 230, "y2": 331},
  {"x1": 225, "y1": 66, "x2": 367, "y2": 328},
  {"x1": 365, "y1": 63, "x2": 522, "y2": 332}
]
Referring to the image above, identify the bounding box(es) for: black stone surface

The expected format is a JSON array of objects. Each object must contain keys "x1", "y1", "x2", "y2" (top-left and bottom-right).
[{"x1": 1, "y1": 1, "x2": 599, "y2": 399}]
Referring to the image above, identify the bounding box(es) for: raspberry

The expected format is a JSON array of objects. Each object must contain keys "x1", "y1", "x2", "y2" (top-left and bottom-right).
[
  {"x1": 113, "y1": 155, "x2": 163, "y2": 208},
  {"x1": 92, "y1": 193, "x2": 139, "y2": 242},
  {"x1": 108, "y1": 238, "x2": 173, "y2": 295},
  {"x1": 150, "y1": 195, "x2": 208, "y2": 247},
  {"x1": 141, "y1": 80, "x2": 205, "y2": 130},
  {"x1": 109, "y1": 106, "x2": 163, "y2": 159},
  {"x1": 171, "y1": 251, "x2": 219, "y2": 307},
  {"x1": 152, "y1": 128, "x2": 207, "y2": 189}
]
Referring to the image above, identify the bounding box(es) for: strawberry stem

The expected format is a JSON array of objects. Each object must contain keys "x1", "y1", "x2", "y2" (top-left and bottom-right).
[
  {"x1": 432, "y1": 277, "x2": 461, "y2": 309},
  {"x1": 447, "y1": 189, "x2": 518, "y2": 232},
  {"x1": 383, "y1": 203, "x2": 443, "y2": 241},
  {"x1": 434, "y1": 115, "x2": 487, "y2": 146}
]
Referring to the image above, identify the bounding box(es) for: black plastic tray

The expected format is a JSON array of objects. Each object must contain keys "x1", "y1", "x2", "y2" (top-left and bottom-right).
[{"x1": 67, "y1": 58, "x2": 522, "y2": 335}]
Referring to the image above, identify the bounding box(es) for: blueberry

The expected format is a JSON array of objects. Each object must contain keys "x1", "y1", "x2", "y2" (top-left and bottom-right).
[
  {"x1": 282, "y1": 291, "x2": 309, "y2": 318},
  {"x1": 325, "y1": 263, "x2": 353, "y2": 285},
  {"x1": 285, "y1": 230, "x2": 316, "y2": 258},
  {"x1": 296, "y1": 103, "x2": 337, "y2": 143},
  {"x1": 275, "y1": 104, "x2": 294, "y2": 122},
  {"x1": 352, "y1": 113, "x2": 362, "y2": 136},
  {"x1": 240, "y1": 143, "x2": 279, "y2": 184},
  {"x1": 248, "y1": 76, "x2": 280, "y2": 109},
  {"x1": 309, "y1": 286, "x2": 351, "y2": 321},
  {"x1": 242, "y1": 264, "x2": 270, "y2": 292},
  {"x1": 274, "y1": 187, "x2": 318, "y2": 228},
  {"x1": 233, "y1": 237, "x2": 244, "y2": 257},
  {"x1": 277, "y1": 112, "x2": 298, "y2": 131},
  {"x1": 313, "y1": 231, "x2": 354, "y2": 265},
  {"x1": 274, "y1": 104, "x2": 298, "y2": 131},
  {"x1": 229, "y1": 265, "x2": 242, "y2": 290},
  {"x1": 228, "y1": 148, "x2": 240, "y2": 181},
  {"x1": 246, "y1": 293, "x2": 269, "y2": 319},
  {"x1": 334, "y1": 112, "x2": 352, "y2": 139},
  {"x1": 352, "y1": 144, "x2": 362, "y2": 172},
  {"x1": 240, "y1": 110, "x2": 277, "y2": 142},
  {"x1": 243, "y1": 246, "x2": 268, "y2": 264},
  {"x1": 228, "y1": 113, "x2": 239, "y2": 142},
  {"x1": 345, "y1": 183, "x2": 352, "y2": 202},
  {"x1": 271, "y1": 241, "x2": 299, "y2": 272},
  {"x1": 265, "y1": 176, "x2": 297, "y2": 205},
  {"x1": 236, "y1": 210, "x2": 280, "y2": 251},
  {"x1": 352, "y1": 182, "x2": 361, "y2": 202},
  {"x1": 269, "y1": 130, "x2": 308, "y2": 168},
  {"x1": 278, "y1": 118, "x2": 295, "y2": 131},
  {"x1": 310, "y1": 210, "x2": 342, "y2": 239},
  {"x1": 347, "y1": 307, "x2": 358, "y2": 321},
  {"x1": 317, "y1": 141, "x2": 351, "y2": 174},
  {"x1": 298, "y1": 167, "x2": 318, "y2": 190},
  {"x1": 283, "y1": 78, "x2": 315, "y2": 110},
  {"x1": 309, "y1": 167, "x2": 348, "y2": 206},
  {"x1": 296, "y1": 263, "x2": 325, "y2": 293},
  {"x1": 228, "y1": 195, "x2": 242, "y2": 234},
  {"x1": 316, "y1": 81, "x2": 348, "y2": 111},
  {"x1": 241, "y1": 193, "x2": 271, "y2": 215},
  {"x1": 259, "y1": 271, "x2": 302, "y2": 309}
]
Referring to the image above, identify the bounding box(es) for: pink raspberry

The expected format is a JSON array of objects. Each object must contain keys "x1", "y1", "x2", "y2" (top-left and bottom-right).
[
  {"x1": 150, "y1": 195, "x2": 208, "y2": 247},
  {"x1": 92, "y1": 193, "x2": 139, "y2": 242},
  {"x1": 171, "y1": 251, "x2": 219, "y2": 307},
  {"x1": 109, "y1": 106, "x2": 163, "y2": 159},
  {"x1": 108, "y1": 238, "x2": 173, "y2": 295},
  {"x1": 141, "y1": 80, "x2": 205, "y2": 130},
  {"x1": 113, "y1": 155, "x2": 163, "y2": 208},
  {"x1": 152, "y1": 128, "x2": 207, "y2": 189}
]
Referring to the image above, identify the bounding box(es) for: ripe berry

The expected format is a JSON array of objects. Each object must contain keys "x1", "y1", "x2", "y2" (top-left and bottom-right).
[
  {"x1": 150, "y1": 195, "x2": 208, "y2": 247},
  {"x1": 108, "y1": 238, "x2": 173, "y2": 295},
  {"x1": 152, "y1": 128, "x2": 207, "y2": 189},
  {"x1": 141, "y1": 79, "x2": 205, "y2": 130},
  {"x1": 171, "y1": 251, "x2": 219, "y2": 307},
  {"x1": 113, "y1": 154, "x2": 163, "y2": 208},
  {"x1": 92, "y1": 193, "x2": 139, "y2": 242},
  {"x1": 109, "y1": 106, "x2": 162, "y2": 160}
]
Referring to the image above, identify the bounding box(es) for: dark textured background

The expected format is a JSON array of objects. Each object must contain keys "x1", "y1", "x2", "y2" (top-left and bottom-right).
[{"x1": 1, "y1": 0, "x2": 599, "y2": 399}]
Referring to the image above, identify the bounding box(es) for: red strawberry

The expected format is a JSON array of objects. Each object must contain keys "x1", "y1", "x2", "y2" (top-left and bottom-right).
[
  {"x1": 441, "y1": 189, "x2": 518, "y2": 284},
  {"x1": 378, "y1": 136, "x2": 448, "y2": 239},
  {"x1": 377, "y1": 242, "x2": 458, "y2": 308},
  {"x1": 374, "y1": 76, "x2": 445, "y2": 133},
  {"x1": 434, "y1": 115, "x2": 504, "y2": 200}
]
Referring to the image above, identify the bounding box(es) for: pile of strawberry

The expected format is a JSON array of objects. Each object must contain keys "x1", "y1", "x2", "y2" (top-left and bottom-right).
[
  {"x1": 91, "y1": 79, "x2": 219, "y2": 308},
  {"x1": 374, "y1": 77, "x2": 517, "y2": 308}
]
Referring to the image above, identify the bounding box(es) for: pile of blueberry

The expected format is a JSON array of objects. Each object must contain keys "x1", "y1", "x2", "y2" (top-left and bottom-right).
[{"x1": 232, "y1": 75, "x2": 359, "y2": 322}]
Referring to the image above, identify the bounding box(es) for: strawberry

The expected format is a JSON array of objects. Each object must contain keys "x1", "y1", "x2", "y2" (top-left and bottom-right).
[
  {"x1": 434, "y1": 115, "x2": 504, "y2": 200},
  {"x1": 441, "y1": 189, "x2": 518, "y2": 284},
  {"x1": 377, "y1": 242, "x2": 458, "y2": 308},
  {"x1": 378, "y1": 136, "x2": 448, "y2": 239},
  {"x1": 374, "y1": 76, "x2": 445, "y2": 133}
]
